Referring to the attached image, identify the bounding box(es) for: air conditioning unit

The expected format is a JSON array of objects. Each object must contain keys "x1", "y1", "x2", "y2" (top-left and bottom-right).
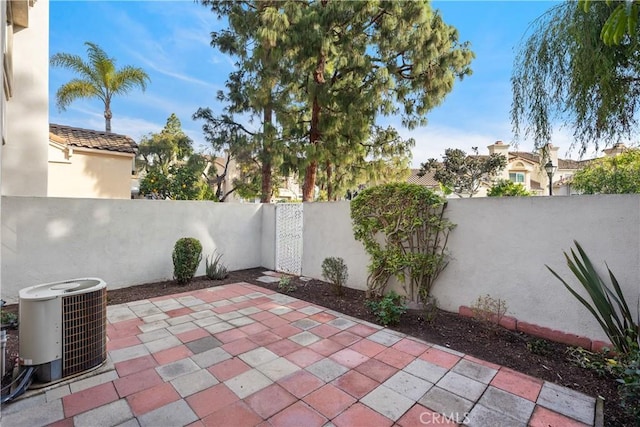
[{"x1": 19, "y1": 278, "x2": 107, "y2": 383}]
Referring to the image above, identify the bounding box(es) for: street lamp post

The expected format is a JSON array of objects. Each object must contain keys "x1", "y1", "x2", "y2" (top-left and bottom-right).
[{"x1": 544, "y1": 160, "x2": 556, "y2": 196}]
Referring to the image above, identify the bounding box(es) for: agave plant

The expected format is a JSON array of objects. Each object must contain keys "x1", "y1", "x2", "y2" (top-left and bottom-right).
[{"x1": 547, "y1": 241, "x2": 639, "y2": 355}]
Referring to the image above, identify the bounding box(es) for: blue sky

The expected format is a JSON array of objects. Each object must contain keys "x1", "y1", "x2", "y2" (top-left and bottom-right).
[{"x1": 50, "y1": 0, "x2": 585, "y2": 166}]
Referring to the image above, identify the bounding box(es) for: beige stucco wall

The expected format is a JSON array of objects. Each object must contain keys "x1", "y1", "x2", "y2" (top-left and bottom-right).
[
  {"x1": 1, "y1": 0, "x2": 49, "y2": 196},
  {"x1": 1, "y1": 197, "x2": 264, "y2": 302},
  {"x1": 48, "y1": 145, "x2": 134, "y2": 199}
]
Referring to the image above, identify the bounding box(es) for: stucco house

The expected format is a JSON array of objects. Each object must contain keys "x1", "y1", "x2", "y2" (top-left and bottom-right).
[
  {"x1": 48, "y1": 124, "x2": 138, "y2": 199},
  {"x1": 410, "y1": 142, "x2": 587, "y2": 197}
]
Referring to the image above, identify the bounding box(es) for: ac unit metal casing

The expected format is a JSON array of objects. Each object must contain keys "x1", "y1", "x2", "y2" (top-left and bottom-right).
[{"x1": 19, "y1": 278, "x2": 107, "y2": 383}]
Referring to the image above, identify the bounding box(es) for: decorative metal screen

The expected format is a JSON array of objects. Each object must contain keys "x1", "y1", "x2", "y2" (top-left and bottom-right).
[
  {"x1": 61, "y1": 288, "x2": 107, "y2": 378},
  {"x1": 275, "y1": 203, "x2": 304, "y2": 275}
]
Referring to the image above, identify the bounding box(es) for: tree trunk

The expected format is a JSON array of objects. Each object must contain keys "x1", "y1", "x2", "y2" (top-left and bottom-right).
[
  {"x1": 303, "y1": 94, "x2": 322, "y2": 201},
  {"x1": 302, "y1": 49, "x2": 326, "y2": 202},
  {"x1": 104, "y1": 106, "x2": 112, "y2": 132},
  {"x1": 261, "y1": 106, "x2": 273, "y2": 203},
  {"x1": 326, "y1": 160, "x2": 334, "y2": 201}
]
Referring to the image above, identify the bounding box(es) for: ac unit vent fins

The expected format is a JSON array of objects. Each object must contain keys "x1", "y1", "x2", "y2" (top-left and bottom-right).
[{"x1": 61, "y1": 288, "x2": 107, "y2": 378}]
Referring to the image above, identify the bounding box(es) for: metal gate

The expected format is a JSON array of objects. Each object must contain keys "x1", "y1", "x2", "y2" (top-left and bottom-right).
[{"x1": 275, "y1": 203, "x2": 303, "y2": 275}]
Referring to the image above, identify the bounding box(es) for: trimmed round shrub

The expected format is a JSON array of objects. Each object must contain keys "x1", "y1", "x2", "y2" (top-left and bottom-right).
[{"x1": 172, "y1": 237, "x2": 202, "y2": 284}]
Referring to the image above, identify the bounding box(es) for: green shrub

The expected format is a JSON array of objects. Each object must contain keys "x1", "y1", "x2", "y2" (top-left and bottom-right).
[
  {"x1": 366, "y1": 291, "x2": 407, "y2": 326},
  {"x1": 277, "y1": 276, "x2": 296, "y2": 293},
  {"x1": 487, "y1": 179, "x2": 532, "y2": 197},
  {"x1": 547, "y1": 240, "x2": 639, "y2": 355},
  {"x1": 206, "y1": 251, "x2": 229, "y2": 280},
  {"x1": 321, "y1": 257, "x2": 348, "y2": 296},
  {"x1": 617, "y1": 349, "x2": 640, "y2": 421},
  {"x1": 351, "y1": 183, "x2": 455, "y2": 303},
  {"x1": 172, "y1": 237, "x2": 202, "y2": 284}
]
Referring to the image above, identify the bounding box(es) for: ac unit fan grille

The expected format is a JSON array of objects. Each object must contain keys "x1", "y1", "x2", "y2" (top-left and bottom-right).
[{"x1": 62, "y1": 288, "x2": 107, "y2": 378}]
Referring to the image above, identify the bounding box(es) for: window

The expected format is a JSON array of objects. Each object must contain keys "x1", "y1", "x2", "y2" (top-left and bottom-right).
[{"x1": 509, "y1": 172, "x2": 525, "y2": 183}]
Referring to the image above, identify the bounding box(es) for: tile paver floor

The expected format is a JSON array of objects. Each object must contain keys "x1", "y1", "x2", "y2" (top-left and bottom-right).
[{"x1": 1, "y1": 281, "x2": 597, "y2": 427}]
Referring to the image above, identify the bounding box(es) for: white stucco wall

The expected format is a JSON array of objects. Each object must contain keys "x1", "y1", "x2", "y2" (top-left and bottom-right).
[
  {"x1": 301, "y1": 201, "x2": 369, "y2": 291},
  {"x1": 260, "y1": 204, "x2": 276, "y2": 270},
  {"x1": 1, "y1": 0, "x2": 49, "y2": 196},
  {"x1": 2, "y1": 194, "x2": 639, "y2": 341},
  {"x1": 437, "y1": 195, "x2": 640, "y2": 342},
  {"x1": 1, "y1": 197, "x2": 263, "y2": 302},
  {"x1": 300, "y1": 196, "x2": 640, "y2": 342}
]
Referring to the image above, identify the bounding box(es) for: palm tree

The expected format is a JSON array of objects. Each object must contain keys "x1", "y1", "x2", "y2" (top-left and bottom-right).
[{"x1": 51, "y1": 42, "x2": 150, "y2": 132}]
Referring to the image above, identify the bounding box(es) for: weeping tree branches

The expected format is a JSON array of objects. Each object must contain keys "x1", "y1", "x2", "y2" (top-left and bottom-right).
[{"x1": 512, "y1": 1, "x2": 640, "y2": 155}]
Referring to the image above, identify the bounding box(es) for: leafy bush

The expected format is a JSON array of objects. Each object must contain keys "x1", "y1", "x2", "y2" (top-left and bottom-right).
[
  {"x1": 487, "y1": 179, "x2": 532, "y2": 197},
  {"x1": 547, "y1": 241, "x2": 639, "y2": 355},
  {"x1": 205, "y1": 251, "x2": 228, "y2": 280},
  {"x1": 527, "y1": 339, "x2": 552, "y2": 356},
  {"x1": 277, "y1": 276, "x2": 296, "y2": 293},
  {"x1": 172, "y1": 237, "x2": 202, "y2": 284},
  {"x1": 366, "y1": 291, "x2": 407, "y2": 326},
  {"x1": 0, "y1": 311, "x2": 18, "y2": 328},
  {"x1": 470, "y1": 294, "x2": 508, "y2": 330},
  {"x1": 321, "y1": 257, "x2": 348, "y2": 296},
  {"x1": 617, "y1": 349, "x2": 640, "y2": 421},
  {"x1": 351, "y1": 183, "x2": 455, "y2": 303}
]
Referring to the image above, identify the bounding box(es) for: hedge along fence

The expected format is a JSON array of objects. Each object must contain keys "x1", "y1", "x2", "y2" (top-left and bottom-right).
[{"x1": 350, "y1": 183, "x2": 455, "y2": 304}]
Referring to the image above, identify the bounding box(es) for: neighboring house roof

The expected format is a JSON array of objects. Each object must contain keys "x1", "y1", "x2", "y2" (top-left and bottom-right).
[
  {"x1": 49, "y1": 124, "x2": 137, "y2": 154},
  {"x1": 508, "y1": 151, "x2": 586, "y2": 170},
  {"x1": 407, "y1": 169, "x2": 439, "y2": 187}
]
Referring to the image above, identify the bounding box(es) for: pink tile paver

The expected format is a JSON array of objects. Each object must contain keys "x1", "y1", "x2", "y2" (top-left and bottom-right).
[
  {"x1": 392, "y1": 338, "x2": 431, "y2": 356},
  {"x1": 349, "y1": 339, "x2": 387, "y2": 358},
  {"x1": 248, "y1": 330, "x2": 283, "y2": 347},
  {"x1": 332, "y1": 370, "x2": 379, "y2": 399},
  {"x1": 346, "y1": 323, "x2": 379, "y2": 337},
  {"x1": 332, "y1": 402, "x2": 393, "y2": 427},
  {"x1": 114, "y1": 355, "x2": 158, "y2": 377},
  {"x1": 309, "y1": 323, "x2": 340, "y2": 338},
  {"x1": 374, "y1": 347, "x2": 414, "y2": 369},
  {"x1": 107, "y1": 335, "x2": 141, "y2": 351},
  {"x1": 268, "y1": 401, "x2": 327, "y2": 427},
  {"x1": 176, "y1": 328, "x2": 210, "y2": 344},
  {"x1": 127, "y1": 382, "x2": 180, "y2": 416},
  {"x1": 62, "y1": 382, "x2": 119, "y2": 418},
  {"x1": 222, "y1": 337, "x2": 260, "y2": 356},
  {"x1": 244, "y1": 383, "x2": 297, "y2": 419},
  {"x1": 303, "y1": 384, "x2": 356, "y2": 419},
  {"x1": 266, "y1": 339, "x2": 303, "y2": 356},
  {"x1": 202, "y1": 400, "x2": 262, "y2": 427},
  {"x1": 528, "y1": 406, "x2": 591, "y2": 427},
  {"x1": 113, "y1": 368, "x2": 163, "y2": 397},
  {"x1": 208, "y1": 357, "x2": 251, "y2": 382},
  {"x1": 308, "y1": 338, "x2": 344, "y2": 357},
  {"x1": 277, "y1": 370, "x2": 325, "y2": 399},
  {"x1": 331, "y1": 331, "x2": 362, "y2": 347},
  {"x1": 152, "y1": 345, "x2": 194, "y2": 365},
  {"x1": 354, "y1": 359, "x2": 398, "y2": 383},
  {"x1": 285, "y1": 348, "x2": 325, "y2": 368},
  {"x1": 329, "y1": 348, "x2": 369, "y2": 368},
  {"x1": 215, "y1": 328, "x2": 247, "y2": 343},
  {"x1": 186, "y1": 383, "x2": 240, "y2": 419},
  {"x1": 490, "y1": 367, "x2": 543, "y2": 401},
  {"x1": 419, "y1": 347, "x2": 462, "y2": 369}
]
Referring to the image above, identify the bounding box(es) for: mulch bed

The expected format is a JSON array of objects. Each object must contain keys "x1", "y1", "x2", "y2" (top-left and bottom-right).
[{"x1": 1, "y1": 268, "x2": 632, "y2": 425}]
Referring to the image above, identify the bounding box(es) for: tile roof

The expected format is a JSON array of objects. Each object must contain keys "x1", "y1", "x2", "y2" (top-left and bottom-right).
[
  {"x1": 49, "y1": 124, "x2": 138, "y2": 154},
  {"x1": 407, "y1": 169, "x2": 439, "y2": 187}
]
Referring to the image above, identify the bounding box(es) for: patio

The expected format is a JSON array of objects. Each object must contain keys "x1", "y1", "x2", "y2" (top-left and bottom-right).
[{"x1": 2, "y1": 277, "x2": 598, "y2": 427}]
